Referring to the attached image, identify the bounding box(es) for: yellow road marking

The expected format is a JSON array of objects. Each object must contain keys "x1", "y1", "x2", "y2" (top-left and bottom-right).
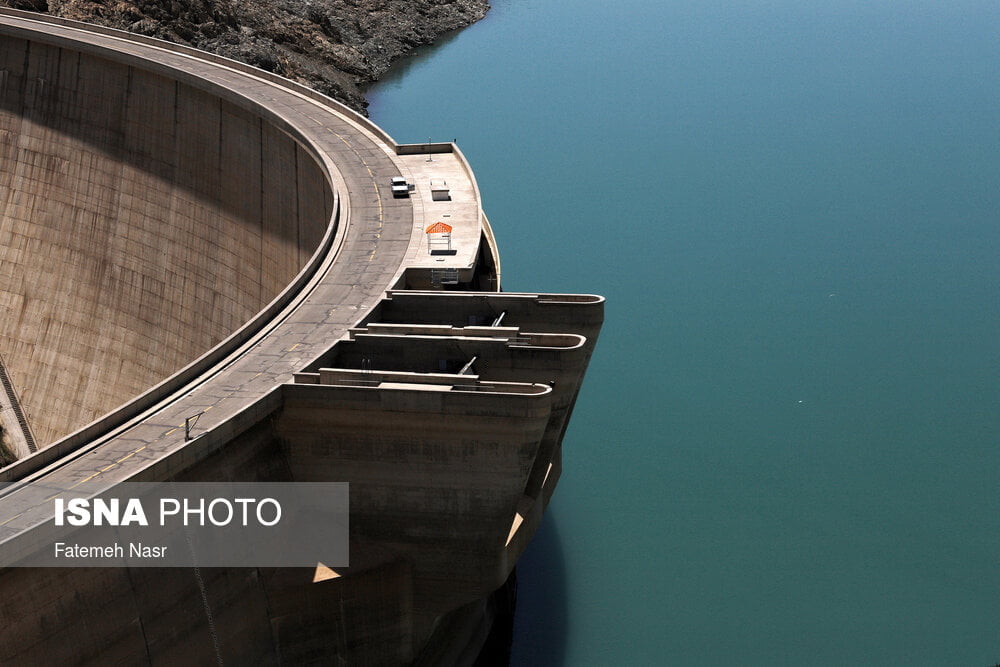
[
  {"x1": 0, "y1": 513, "x2": 22, "y2": 526},
  {"x1": 65, "y1": 444, "x2": 149, "y2": 490},
  {"x1": 0, "y1": 445, "x2": 154, "y2": 526},
  {"x1": 373, "y1": 183, "x2": 384, "y2": 228},
  {"x1": 118, "y1": 446, "x2": 146, "y2": 463},
  {"x1": 70, "y1": 472, "x2": 101, "y2": 489},
  {"x1": 326, "y1": 129, "x2": 386, "y2": 270}
]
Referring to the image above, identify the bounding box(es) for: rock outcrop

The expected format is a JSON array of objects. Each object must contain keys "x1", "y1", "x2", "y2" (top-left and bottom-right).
[{"x1": 0, "y1": 0, "x2": 489, "y2": 113}]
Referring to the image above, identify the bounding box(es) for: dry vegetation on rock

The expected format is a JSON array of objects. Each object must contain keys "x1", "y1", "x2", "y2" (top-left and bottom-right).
[{"x1": 0, "y1": 0, "x2": 489, "y2": 113}]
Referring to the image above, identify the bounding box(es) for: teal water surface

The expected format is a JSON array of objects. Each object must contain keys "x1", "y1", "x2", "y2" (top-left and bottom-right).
[{"x1": 366, "y1": 1, "x2": 1000, "y2": 664}]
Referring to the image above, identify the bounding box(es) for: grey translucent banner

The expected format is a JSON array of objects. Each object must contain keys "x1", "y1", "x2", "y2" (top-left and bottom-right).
[{"x1": 0, "y1": 482, "x2": 348, "y2": 567}]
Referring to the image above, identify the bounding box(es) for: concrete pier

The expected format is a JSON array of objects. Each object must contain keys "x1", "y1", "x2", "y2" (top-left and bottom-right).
[{"x1": 0, "y1": 9, "x2": 602, "y2": 664}]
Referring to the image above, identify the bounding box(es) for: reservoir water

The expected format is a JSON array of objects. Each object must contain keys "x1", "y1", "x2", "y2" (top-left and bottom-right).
[{"x1": 366, "y1": 1, "x2": 1000, "y2": 664}]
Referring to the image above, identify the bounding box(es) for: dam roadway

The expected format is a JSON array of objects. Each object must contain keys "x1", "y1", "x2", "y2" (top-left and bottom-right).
[{"x1": 0, "y1": 8, "x2": 603, "y2": 664}]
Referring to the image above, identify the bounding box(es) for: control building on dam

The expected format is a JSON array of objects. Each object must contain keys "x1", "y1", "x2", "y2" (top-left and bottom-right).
[{"x1": 0, "y1": 8, "x2": 602, "y2": 665}]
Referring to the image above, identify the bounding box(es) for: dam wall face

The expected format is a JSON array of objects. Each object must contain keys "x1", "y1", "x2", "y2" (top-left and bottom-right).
[{"x1": 0, "y1": 36, "x2": 333, "y2": 446}]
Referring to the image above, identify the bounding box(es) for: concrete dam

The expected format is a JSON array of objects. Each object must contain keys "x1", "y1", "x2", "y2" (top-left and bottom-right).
[{"x1": 0, "y1": 8, "x2": 602, "y2": 665}]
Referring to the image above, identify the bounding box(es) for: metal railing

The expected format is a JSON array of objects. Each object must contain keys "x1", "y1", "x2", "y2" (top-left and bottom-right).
[{"x1": 0, "y1": 352, "x2": 36, "y2": 454}]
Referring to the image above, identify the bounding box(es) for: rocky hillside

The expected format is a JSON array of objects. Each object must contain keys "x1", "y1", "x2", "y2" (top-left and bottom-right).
[{"x1": 0, "y1": 0, "x2": 489, "y2": 113}]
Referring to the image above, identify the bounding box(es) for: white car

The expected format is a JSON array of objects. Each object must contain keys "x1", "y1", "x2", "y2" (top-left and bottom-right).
[{"x1": 390, "y1": 176, "x2": 409, "y2": 198}]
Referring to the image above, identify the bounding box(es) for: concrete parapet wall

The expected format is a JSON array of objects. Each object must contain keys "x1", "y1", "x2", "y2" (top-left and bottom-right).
[
  {"x1": 480, "y1": 214, "x2": 503, "y2": 288},
  {"x1": 0, "y1": 36, "x2": 332, "y2": 446},
  {"x1": 379, "y1": 290, "x2": 605, "y2": 338}
]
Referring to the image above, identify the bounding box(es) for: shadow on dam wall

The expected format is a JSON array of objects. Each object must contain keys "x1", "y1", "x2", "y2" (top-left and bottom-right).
[{"x1": 0, "y1": 36, "x2": 334, "y2": 447}]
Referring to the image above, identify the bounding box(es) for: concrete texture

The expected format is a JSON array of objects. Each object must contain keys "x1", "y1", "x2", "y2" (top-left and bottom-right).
[
  {"x1": 0, "y1": 34, "x2": 331, "y2": 446},
  {"x1": 0, "y1": 9, "x2": 604, "y2": 665}
]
